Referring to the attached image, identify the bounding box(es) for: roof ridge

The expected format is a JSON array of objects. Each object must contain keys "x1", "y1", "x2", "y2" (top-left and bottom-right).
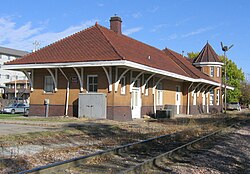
[
  {"x1": 163, "y1": 48, "x2": 193, "y2": 78},
  {"x1": 96, "y1": 25, "x2": 125, "y2": 60},
  {"x1": 99, "y1": 24, "x2": 168, "y2": 58}
]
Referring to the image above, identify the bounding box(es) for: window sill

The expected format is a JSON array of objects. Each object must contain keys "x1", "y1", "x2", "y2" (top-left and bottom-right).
[{"x1": 43, "y1": 91, "x2": 55, "y2": 95}]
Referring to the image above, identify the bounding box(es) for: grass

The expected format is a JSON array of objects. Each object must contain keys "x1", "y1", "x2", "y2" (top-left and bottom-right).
[
  {"x1": 0, "y1": 114, "x2": 88, "y2": 122},
  {"x1": 0, "y1": 114, "x2": 23, "y2": 119},
  {"x1": 0, "y1": 128, "x2": 83, "y2": 145}
]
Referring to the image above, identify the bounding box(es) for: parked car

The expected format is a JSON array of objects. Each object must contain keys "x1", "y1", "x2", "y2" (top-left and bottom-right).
[
  {"x1": 2, "y1": 103, "x2": 29, "y2": 114},
  {"x1": 226, "y1": 102, "x2": 241, "y2": 111}
]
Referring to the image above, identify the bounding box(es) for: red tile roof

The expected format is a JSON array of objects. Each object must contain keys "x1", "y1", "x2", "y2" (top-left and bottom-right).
[
  {"x1": 193, "y1": 42, "x2": 222, "y2": 63},
  {"x1": 6, "y1": 24, "x2": 191, "y2": 77},
  {"x1": 6, "y1": 25, "x2": 123, "y2": 65},
  {"x1": 163, "y1": 48, "x2": 219, "y2": 82},
  {"x1": 5, "y1": 24, "x2": 219, "y2": 82}
]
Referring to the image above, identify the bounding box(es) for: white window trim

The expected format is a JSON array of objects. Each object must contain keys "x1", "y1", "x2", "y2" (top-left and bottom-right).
[
  {"x1": 156, "y1": 83, "x2": 163, "y2": 105},
  {"x1": 120, "y1": 76, "x2": 126, "y2": 95},
  {"x1": 216, "y1": 89, "x2": 220, "y2": 105},
  {"x1": 176, "y1": 85, "x2": 181, "y2": 105},
  {"x1": 87, "y1": 75, "x2": 98, "y2": 93},
  {"x1": 193, "y1": 91, "x2": 197, "y2": 105},
  {"x1": 202, "y1": 92, "x2": 206, "y2": 105},
  {"x1": 210, "y1": 67, "x2": 214, "y2": 77},
  {"x1": 210, "y1": 90, "x2": 214, "y2": 105},
  {"x1": 145, "y1": 83, "x2": 149, "y2": 96},
  {"x1": 216, "y1": 67, "x2": 220, "y2": 77},
  {"x1": 157, "y1": 90, "x2": 163, "y2": 105}
]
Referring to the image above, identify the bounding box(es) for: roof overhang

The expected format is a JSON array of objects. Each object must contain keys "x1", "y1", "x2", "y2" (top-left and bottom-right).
[{"x1": 3, "y1": 60, "x2": 221, "y2": 86}]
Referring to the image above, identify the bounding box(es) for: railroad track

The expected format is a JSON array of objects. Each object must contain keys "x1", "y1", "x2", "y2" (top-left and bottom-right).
[
  {"x1": 18, "y1": 116, "x2": 248, "y2": 174},
  {"x1": 124, "y1": 117, "x2": 250, "y2": 174}
]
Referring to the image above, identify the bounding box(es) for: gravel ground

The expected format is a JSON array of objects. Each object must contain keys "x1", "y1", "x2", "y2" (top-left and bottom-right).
[
  {"x1": 169, "y1": 122, "x2": 250, "y2": 174},
  {"x1": 0, "y1": 123, "x2": 58, "y2": 136},
  {"x1": 0, "y1": 111, "x2": 248, "y2": 173}
]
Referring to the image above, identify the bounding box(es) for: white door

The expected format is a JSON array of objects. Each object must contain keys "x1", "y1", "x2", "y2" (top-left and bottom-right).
[
  {"x1": 176, "y1": 86, "x2": 181, "y2": 114},
  {"x1": 131, "y1": 87, "x2": 141, "y2": 119}
]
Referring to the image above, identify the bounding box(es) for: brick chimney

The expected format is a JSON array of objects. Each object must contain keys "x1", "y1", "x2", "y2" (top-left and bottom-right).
[{"x1": 110, "y1": 16, "x2": 122, "y2": 34}]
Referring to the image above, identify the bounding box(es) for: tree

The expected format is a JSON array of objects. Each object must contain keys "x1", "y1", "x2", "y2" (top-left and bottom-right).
[
  {"x1": 187, "y1": 51, "x2": 245, "y2": 103},
  {"x1": 220, "y1": 56, "x2": 245, "y2": 102},
  {"x1": 240, "y1": 81, "x2": 250, "y2": 106},
  {"x1": 187, "y1": 52, "x2": 199, "y2": 59},
  {"x1": 239, "y1": 74, "x2": 250, "y2": 107}
]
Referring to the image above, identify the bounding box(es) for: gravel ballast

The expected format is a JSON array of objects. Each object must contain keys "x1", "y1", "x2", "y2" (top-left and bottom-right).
[{"x1": 170, "y1": 123, "x2": 250, "y2": 174}]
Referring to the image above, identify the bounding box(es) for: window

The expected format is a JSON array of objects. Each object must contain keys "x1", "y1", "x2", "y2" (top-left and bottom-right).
[
  {"x1": 210, "y1": 90, "x2": 214, "y2": 105},
  {"x1": 44, "y1": 76, "x2": 54, "y2": 92},
  {"x1": 120, "y1": 76, "x2": 126, "y2": 95},
  {"x1": 6, "y1": 75, "x2": 10, "y2": 79},
  {"x1": 156, "y1": 83, "x2": 163, "y2": 105},
  {"x1": 216, "y1": 89, "x2": 220, "y2": 105},
  {"x1": 210, "y1": 67, "x2": 214, "y2": 77},
  {"x1": 217, "y1": 67, "x2": 220, "y2": 77},
  {"x1": 87, "y1": 75, "x2": 98, "y2": 92},
  {"x1": 176, "y1": 85, "x2": 181, "y2": 103}
]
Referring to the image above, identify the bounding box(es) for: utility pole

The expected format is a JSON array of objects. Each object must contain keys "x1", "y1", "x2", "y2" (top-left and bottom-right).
[{"x1": 221, "y1": 42, "x2": 233, "y2": 114}]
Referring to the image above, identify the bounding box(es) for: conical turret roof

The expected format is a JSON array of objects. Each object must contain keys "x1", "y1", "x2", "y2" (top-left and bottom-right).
[{"x1": 193, "y1": 42, "x2": 222, "y2": 64}]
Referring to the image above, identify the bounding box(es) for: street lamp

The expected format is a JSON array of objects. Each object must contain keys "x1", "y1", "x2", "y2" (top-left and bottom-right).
[{"x1": 221, "y1": 42, "x2": 233, "y2": 114}]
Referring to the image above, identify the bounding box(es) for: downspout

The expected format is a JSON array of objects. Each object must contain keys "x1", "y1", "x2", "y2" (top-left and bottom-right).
[
  {"x1": 59, "y1": 68, "x2": 69, "y2": 116},
  {"x1": 187, "y1": 82, "x2": 194, "y2": 115}
]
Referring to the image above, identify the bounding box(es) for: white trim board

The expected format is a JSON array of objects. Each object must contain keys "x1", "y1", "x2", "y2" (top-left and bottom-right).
[
  {"x1": 193, "y1": 62, "x2": 224, "y2": 66},
  {"x1": 3, "y1": 60, "x2": 221, "y2": 86}
]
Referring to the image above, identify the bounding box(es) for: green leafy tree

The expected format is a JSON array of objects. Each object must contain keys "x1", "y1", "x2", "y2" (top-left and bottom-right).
[
  {"x1": 220, "y1": 56, "x2": 245, "y2": 102},
  {"x1": 187, "y1": 52, "x2": 199, "y2": 59},
  {"x1": 240, "y1": 81, "x2": 250, "y2": 106},
  {"x1": 239, "y1": 74, "x2": 250, "y2": 106}
]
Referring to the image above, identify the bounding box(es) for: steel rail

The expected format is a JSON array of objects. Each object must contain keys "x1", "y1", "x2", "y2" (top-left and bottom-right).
[
  {"x1": 18, "y1": 117, "x2": 243, "y2": 174},
  {"x1": 18, "y1": 127, "x2": 196, "y2": 174},
  {"x1": 122, "y1": 118, "x2": 250, "y2": 174}
]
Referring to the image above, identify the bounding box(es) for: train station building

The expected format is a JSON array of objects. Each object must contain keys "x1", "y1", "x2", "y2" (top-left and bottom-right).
[{"x1": 3, "y1": 16, "x2": 227, "y2": 121}]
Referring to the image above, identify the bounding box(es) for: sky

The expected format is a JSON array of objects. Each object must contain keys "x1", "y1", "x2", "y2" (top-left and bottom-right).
[{"x1": 0, "y1": 0, "x2": 250, "y2": 77}]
